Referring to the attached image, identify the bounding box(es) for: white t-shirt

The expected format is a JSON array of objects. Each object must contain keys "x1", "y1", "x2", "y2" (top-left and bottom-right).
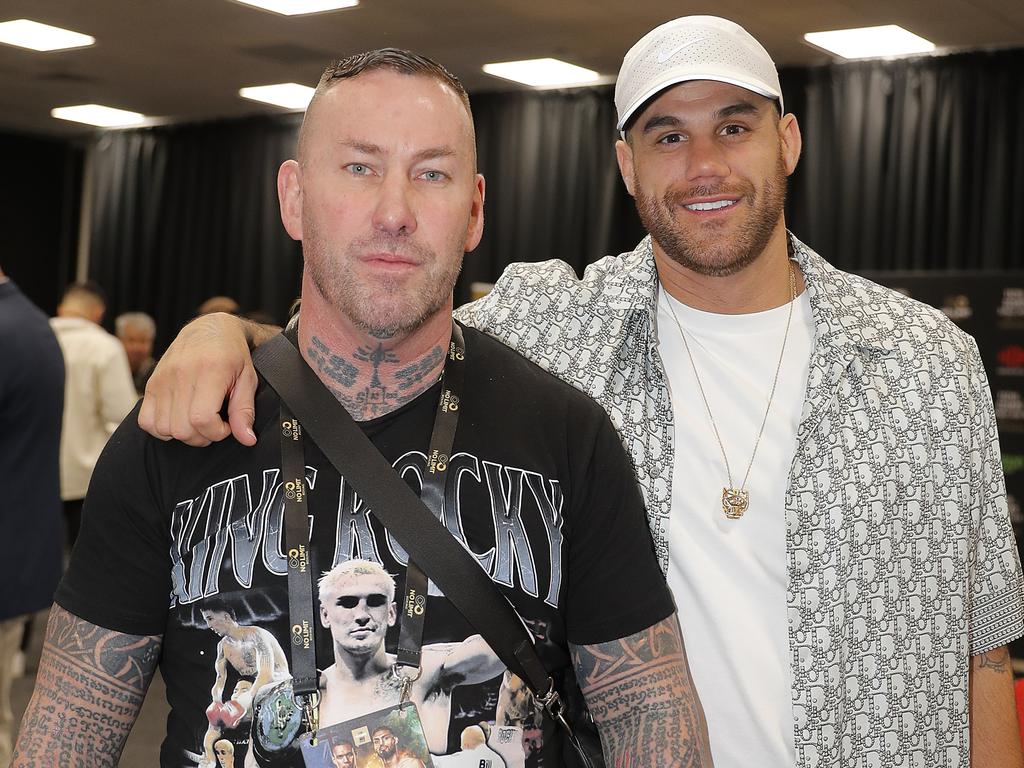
[{"x1": 656, "y1": 284, "x2": 814, "y2": 768}]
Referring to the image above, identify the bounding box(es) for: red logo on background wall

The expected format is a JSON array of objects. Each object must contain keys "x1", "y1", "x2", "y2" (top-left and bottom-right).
[{"x1": 998, "y1": 346, "x2": 1024, "y2": 369}]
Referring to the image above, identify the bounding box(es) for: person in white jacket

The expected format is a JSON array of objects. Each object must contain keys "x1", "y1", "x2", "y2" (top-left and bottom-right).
[{"x1": 50, "y1": 281, "x2": 137, "y2": 547}]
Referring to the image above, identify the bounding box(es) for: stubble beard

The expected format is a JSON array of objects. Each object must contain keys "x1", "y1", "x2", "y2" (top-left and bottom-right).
[
  {"x1": 304, "y1": 226, "x2": 463, "y2": 340},
  {"x1": 635, "y1": 152, "x2": 788, "y2": 277}
]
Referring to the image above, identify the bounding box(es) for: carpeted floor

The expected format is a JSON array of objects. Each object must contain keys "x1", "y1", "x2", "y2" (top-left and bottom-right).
[{"x1": 11, "y1": 608, "x2": 170, "y2": 766}]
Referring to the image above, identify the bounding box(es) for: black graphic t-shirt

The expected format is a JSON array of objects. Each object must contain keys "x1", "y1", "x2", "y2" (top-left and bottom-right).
[{"x1": 57, "y1": 325, "x2": 673, "y2": 768}]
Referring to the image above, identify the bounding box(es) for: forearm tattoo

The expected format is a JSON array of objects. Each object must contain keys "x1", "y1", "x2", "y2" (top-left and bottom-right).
[
  {"x1": 12, "y1": 605, "x2": 162, "y2": 768},
  {"x1": 977, "y1": 646, "x2": 1011, "y2": 674},
  {"x1": 572, "y1": 616, "x2": 712, "y2": 768}
]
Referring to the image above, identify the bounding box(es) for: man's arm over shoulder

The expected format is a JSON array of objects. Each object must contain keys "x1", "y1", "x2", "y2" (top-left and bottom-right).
[
  {"x1": 12, "y1": 604, "x2": 161, "y2": 768},
  {"x1": 138, "y1": 313, "x2": 275, "y2": 446},
  {"x1": 572, "y1": 613, "x2": 712, "y2": 766},
  {"x1": 455, "y1": 258, "x2": 581, "y2": 336}
]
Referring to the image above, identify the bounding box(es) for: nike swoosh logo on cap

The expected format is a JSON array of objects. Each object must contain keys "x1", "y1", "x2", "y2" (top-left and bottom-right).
[{"x1": 656, "y1": 35, "x2": 711, "y2": 63}]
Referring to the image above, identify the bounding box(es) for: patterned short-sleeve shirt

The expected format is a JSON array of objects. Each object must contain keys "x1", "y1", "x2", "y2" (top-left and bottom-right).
[{"x1": 456, "y1": 233, "x2": 1024, "y2": 767}]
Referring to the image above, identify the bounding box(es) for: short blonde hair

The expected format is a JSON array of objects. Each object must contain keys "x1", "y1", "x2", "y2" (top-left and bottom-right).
[{"x1": 318, "y1": 559, "x2": 396, "y2": 604}]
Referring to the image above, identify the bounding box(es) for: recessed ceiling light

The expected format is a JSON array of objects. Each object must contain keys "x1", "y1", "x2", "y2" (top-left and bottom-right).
[
  {"x1": 231, "y1": 0, "x2": 358, "y2": 15},
  {"x1": 51, "y1": 104, "x2": 146, "y2": 128},
  {"x1": 804, "y1": 25, "x2": 935, "y2": 59},
  {"x1": 0, "y1": 19, "x2": 94, "y2": 51},
  {"x1": 239, "y1": 83, "x2": 316, "y2": 110},
  {"x1": 483, "y1": 58, "x2": 602, "y2": 88}
]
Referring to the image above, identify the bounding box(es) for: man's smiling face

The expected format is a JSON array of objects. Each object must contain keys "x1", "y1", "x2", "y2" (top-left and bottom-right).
[{"x1": 616, "y1": 79, "x2": 801, "y2": 277}]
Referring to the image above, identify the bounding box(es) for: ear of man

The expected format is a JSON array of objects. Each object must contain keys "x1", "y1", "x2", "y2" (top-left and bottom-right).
[
  {"x1": 278, "y1": 159, "x2": 304, "y2": 241},
  {"x1": 614, "y1": 139, "x2": 636, "y2": 198},
  {"x1": 779, "y1": 113, "x2": 802, "y2": 176},
  {"x1": 462, "y1": 174, "x2": 487, "y2": 253}
]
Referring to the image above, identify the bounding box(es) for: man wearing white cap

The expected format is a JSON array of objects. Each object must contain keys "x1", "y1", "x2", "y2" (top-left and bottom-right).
[{"x1": 139, "y1": 15, "x2": 1024, "y2": 768}]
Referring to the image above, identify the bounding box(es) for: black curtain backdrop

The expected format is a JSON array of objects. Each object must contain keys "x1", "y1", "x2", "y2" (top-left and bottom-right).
[
  {"x1": 0, "y1": 131, "x2": 82, "y2": 315},
  {"x1": 781, "y1": 47, "x2": 1024, "y2": 271},
  {"x1": 87, "y1": 115, "x2": 302, "y2": 352},
  {"x1": 463, "y1": 87, "x2": 645, "y2": 306},
  {"x1": 81, "y1": 46, "x2": 1024, "y2": 344}
]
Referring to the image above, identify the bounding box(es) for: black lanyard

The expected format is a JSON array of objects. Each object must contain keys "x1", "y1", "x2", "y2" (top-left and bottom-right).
[{"x1": 279, "y1": 322, "x2": 466, "y2": 708}]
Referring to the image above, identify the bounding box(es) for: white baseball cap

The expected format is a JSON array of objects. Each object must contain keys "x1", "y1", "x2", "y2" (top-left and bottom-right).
[{"x1": 614, "y1": 15, "x2": 784, "y2": 134}]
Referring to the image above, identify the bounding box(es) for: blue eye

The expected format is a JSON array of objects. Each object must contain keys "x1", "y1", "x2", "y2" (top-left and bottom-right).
[
  {"x1": 347, "y1": 163, "x2": 371, "y2": 175},
  {"x1": 420, "y1": 170, "x2": 447, "y2": 182}
]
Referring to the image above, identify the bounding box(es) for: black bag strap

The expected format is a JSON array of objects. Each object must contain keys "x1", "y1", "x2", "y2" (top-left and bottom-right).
[{"x1": 254, "y1": 331, "x2": 595, "y2": 766}]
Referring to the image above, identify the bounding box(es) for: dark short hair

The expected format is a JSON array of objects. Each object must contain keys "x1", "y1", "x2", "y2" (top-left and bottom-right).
[
  {"x1": 200, "y1": 597, "x2": 235, "y2": 620},
  {"x1": 316, "y1": 48, "x2": 469, "y2": 114},
  {"x1": 298, "y1": 48, "x2": 473, "y2": 162}
]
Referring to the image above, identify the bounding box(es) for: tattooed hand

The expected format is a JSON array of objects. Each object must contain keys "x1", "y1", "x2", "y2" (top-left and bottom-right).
[
  {"x1": 571, "y1": 613, "x2": 713, "y2": 768},
  {"x1": 11, "y1": 605, "x2": 162, "y2": 768}
]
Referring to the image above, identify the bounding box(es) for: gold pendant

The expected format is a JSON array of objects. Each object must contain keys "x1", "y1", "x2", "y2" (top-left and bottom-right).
[{"x1": 722, "y1": 488, "x2": 749, "y2": 519}]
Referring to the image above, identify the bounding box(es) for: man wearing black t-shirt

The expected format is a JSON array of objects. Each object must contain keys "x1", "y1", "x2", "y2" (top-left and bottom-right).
[{"x1": 13, "y1": 50, "x2": 712, "y2": 768}]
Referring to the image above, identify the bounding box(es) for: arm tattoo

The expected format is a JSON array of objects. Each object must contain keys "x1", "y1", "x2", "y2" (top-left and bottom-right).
[
  {"x1": 12, "y1": 605, "x2": 162, "y2": 768},
  {"x1": 977, "y1": 646, "x2": 1011, "y2": 674},
  {"x1": 572, "y1": 615, "x2": 712, "y2": 768}
]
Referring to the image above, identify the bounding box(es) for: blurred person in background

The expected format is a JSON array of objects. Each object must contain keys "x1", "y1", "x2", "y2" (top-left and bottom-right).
[
  {"x1": 116, "y1": 311, "x2": 158, "y2": 395},
  {"x1": 198, "y1": 295, "x2": 240, "y2": 316},
  {"x1": 0, "y1": 267, "x2": 64, "y2": 766},
  {"x1": 50, "y1": 281, "x2": 137, "y2": 547}
]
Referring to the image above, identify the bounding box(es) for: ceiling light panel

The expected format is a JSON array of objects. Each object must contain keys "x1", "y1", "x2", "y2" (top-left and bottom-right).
[
  {"x1": 231, "y1": 0, "x2": 358, "y2": 15},
  {"x1": 239, "y1": 83, "x2": 315, "y2": 110},
  {"x1": 0, "y1": 19, "x2": 94, "y2": 51},
  {"x1": 804, "y1": 25, "x2": 935, "y2": 59},
  {"x1": 483, "y1": 58, "x2": 601, "y2": 88},
  {"x1": 51, "y1": 105, "x2": 146, "y2": 128}
]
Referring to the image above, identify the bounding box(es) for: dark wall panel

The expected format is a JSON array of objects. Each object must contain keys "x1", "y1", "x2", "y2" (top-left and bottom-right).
[{"x1": 0, "y1": 132, "x2": 82, "y2": 315}]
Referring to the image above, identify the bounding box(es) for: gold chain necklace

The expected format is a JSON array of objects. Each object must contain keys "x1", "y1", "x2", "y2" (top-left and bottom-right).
[{"x1": 662, "y1": 262, "x2": 797, "y2": 519}]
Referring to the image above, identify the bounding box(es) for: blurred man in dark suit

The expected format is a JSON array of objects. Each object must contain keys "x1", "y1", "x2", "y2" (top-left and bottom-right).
[{"x1": 0, "y1": 267, "x2": 64, "y2": 766}]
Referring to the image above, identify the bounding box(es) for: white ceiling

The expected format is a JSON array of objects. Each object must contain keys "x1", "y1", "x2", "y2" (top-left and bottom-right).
[{"x1": 2, "y1": 0, "x2": 1022, "y2": 138}]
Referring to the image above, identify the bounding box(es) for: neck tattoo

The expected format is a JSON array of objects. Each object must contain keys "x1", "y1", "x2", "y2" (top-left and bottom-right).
[
  {"x1": 307, "y1": 335, "x2": 445, "y2": 421},
  {"x1": 663, "y1": 261, "x2": 797, "y2": 520}
]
